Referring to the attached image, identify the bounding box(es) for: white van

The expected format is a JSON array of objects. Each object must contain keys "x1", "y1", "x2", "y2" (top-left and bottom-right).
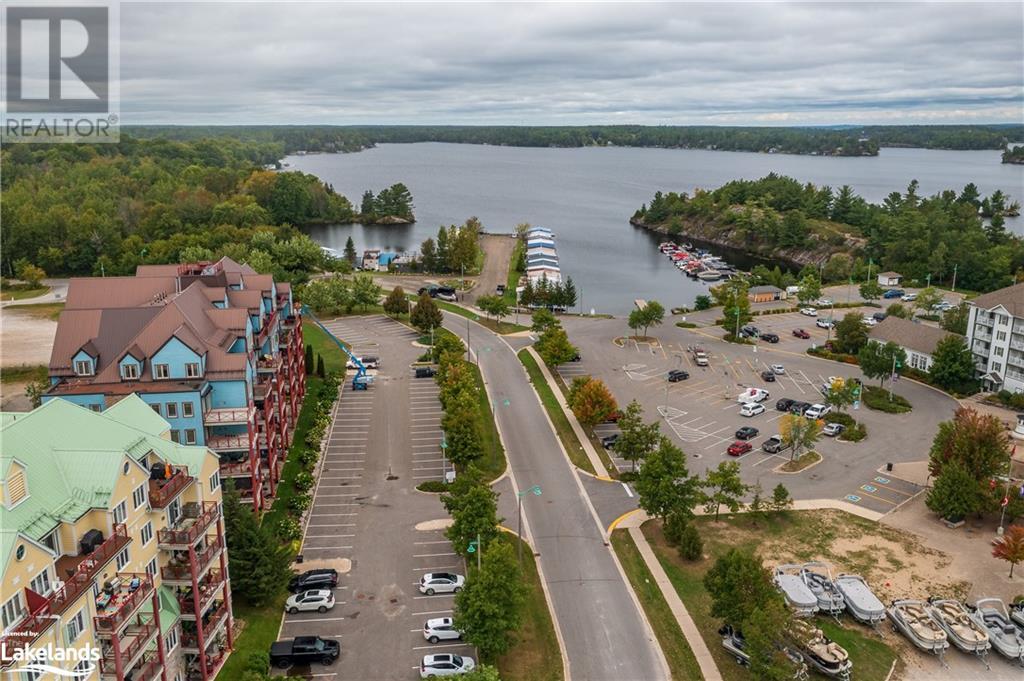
[{"x1": 737, "y1": 388, "x2": 770, "y2": 404}]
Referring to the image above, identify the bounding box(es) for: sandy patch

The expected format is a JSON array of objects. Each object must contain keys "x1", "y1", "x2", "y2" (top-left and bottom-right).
[
  {"x1": 1, "y1": 310, "x2": 57, "y2": 367},
  {"x1": 293, "y1": 557, "x2": 351, "y2": 574},
  {"x1": 415, "y1": 519, "x2": 453, "y2": 531}
]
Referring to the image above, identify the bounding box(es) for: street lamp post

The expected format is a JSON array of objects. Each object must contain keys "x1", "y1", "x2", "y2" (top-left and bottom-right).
[{"x1": 516, "y1": 485, "x2": 542, "y2": 565}]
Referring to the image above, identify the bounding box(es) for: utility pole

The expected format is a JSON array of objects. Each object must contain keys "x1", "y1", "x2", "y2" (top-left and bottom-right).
[
  {"x1": 926, "y1": 273, "x2": 932, "y2": 287},
  {"x1": 516, "y1": 485, "x2": 542, "y2": 565},
  {"x1": 476, "y1": 532, "x2": 481, "y2": 570},
  {"x1": 997, "y1": 445, "x2": 1016, "y2": 536},
  {"x1": 466, "y1": 316, "x2": 471, "y2": 363},
  {"x1": 951, "y1": 264, "x2": 958, "y2": 292}
]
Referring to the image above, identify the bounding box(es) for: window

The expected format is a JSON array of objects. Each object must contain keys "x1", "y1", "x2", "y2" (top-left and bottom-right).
[
  {"x1": 29, "y1": 569, "x2": 51, "y2": 597},
  {"x1": 21, "y1": 657, "x2": 43, "y2": 680},
  {"x1": 209, "y1": 471, "x2": 221, "y2": 493},
  {"x1": 168, "y1": 498, "x2": 182, "y2": 528},
  {"x1": 73, "y1": 661, "x2": 91, "y2": 676},
  {"x1": 74, "y1": 360, "x2": 93, "y2": 376},
  {"x1": 997, "y1": 331, "x2": 1007, "y2": 341},
  {"x1": 145, "y1": 558, "x2": 157, "y2": 577},
  {"x1": 996, "y1": 346, "x2": 1005, "y2": 356},
  {"x1": 185, "y1": 363, "x2": 201, "y2": 378},
  {"x1": 182, "y1": 402, "x2": 194, "y2": 418},
  {"x1": 65, "y1": 609, "x2": 86, "y2": 643},
  {"x1": 140, "y1": 522, "x2": 153, "y2": 546},
  {"x1": 89, "y1": 404, "x2": 102, "y2": 412},
  {"x1": 166, "y1": 402, "x2": 178, "y2": 418},
  {"x1": 993, "y1": 362, "x2": 1003, "y2": 373},
  {"x1": 115, "y1": 547, "x2": 130, "y2": 571},
  {"x1": 132, "y1": 483, "x2": 147, "y2": 509},
  {"x1": 184, "y1": 429, "x2": 197, "y2": 445},
  {"x1": 122, "y1": 363, "x2": 139, "y2": 380},
  {"x1": 151, "y1": 403, "x2": 161, "y2": 416},
  {"x1": 165, "y1": 627, "x2": 179, "y2": 652},
  {"x1": 155, "y1": 364, "x2": 170, "y2": 379},
  {"x1": 112, "y1": 500, "x2": 127, "y2": 525},
  {"x1": 2, "y1": 593, "x2": 23, "y2": 630},
  {"x1": 170, "y1": 430, "x2": 180, "y2": 444}
]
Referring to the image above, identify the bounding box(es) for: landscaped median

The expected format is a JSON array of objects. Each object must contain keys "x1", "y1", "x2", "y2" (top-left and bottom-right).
[{"x1": 435, "y1": 297, "x2": 531, "y2": 334}]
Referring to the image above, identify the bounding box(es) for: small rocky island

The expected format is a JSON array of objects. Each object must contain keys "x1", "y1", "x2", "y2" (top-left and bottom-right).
[{"x1": 359, "y1": 183, "x2": 416, "y2": 224}]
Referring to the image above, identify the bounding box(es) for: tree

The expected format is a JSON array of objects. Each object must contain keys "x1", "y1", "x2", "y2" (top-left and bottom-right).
[
  {"x1": 992, "y1": 526, "x2": 1024, "y2": 578},
  {"x1": 536, "y1": 326, "x2": 578, "y2": 366},
  {"x1": 796, "y1": 274, "x2": 822, "y2": 305},
  {"x1": 886, "y1": 302, "x2": 911, "y2": 319},
  {"x1": 745, "y1": 598, "x2": 797, "y2": 681},
  {"x1": 694, "y1": 294, "x2": 712, "y2": 311},
  {"x1": 770, "y1": 483, "x2": 793, "y2": 512},
  {"x1": 14, "y1": 260, "x2": 45, "y2": 287},
  {"x1": 778, "y1": 414, "x2": 821, "y2": 461},
  {"x1": 639, "y1": 300, "x2": 665, "y2": 337},
  {"x1": 442, "y1": 391, "x2": 484, "y2": 465},
  {"x1": 530, "y1": 308, "x2": 557, "y2": 334},
  {"x1": 678, "y1": 523, "x2": 704, "y2": 561},
  {"x1": 833, "y1": 312, "x2": 868, "y2": 354},
  {"x1": 941, "y1": 303, "x2": 969, "y2": 335},
  {"x1": 562, "y1": 276, "x2": 578, "y2": 309},
  {"x1": 316, "y1": 355, "x2": 325, "y2": 378},
  {"x1": 383, "y1": 286, "x2": 410, "y2": 317},
  {"x1": 859, "y1": 279, "x2": 883, "y2": 303},
  {"x1": 343, "y1": 236, "x2": 357, "y2": 265},
  {"x1": 928, "y1": 406, "x2": 1011, "y2": 482},
  {"x1": 613, "y1": 400, "x2": 661, "y2": 472},
  {"x1": 419, "y1": 237, "x2": 438, "y2": 272},
  {"x1": 913, "y1": 287, "x2": 943, "y2": 317},
  {"x1": 350, "y1": 274, "x2": 382, "y2": 311},
  {"x1": 410, "y1": 292, "x2": 443, "y2": 332},
  {"x1": 627, "y1": 308, "x2": 646, "y2": 338},
  {"x1": 24, "y1": 378, "x2": 49, "y2": 409},
  {"x1": 926, "y1": 460, "x2": 982, "y2": 521},
  {"x1": 635, "y1": 436, "x2": 701, "y2": 521},
  {"x1": 711, "y1": 279, "x2": 752, "y2": 333},
  {"x1": 929, "y1": 335, "x2": 977, "y2": 393},
  {"x1": 703, "y1": 547, "x2": 779, "y2": 628},
  {"x1": 454, "y1": 540, "x2": 524, "y2": 659},
  {"x1": 304, "y1": 344, "x2": 314, "y2": 375},
  {"x1": 701, "y1": 461, "x2": 750, "y2": 521},
  {"x1": 432, "y1": 332, "x2": 465, "y2": 363},
  {"x1": 441, "y1": 481, "x2": 501, "y2": 558},
  {"x1": 223, "y1": 481, "x2": 293, "y2": 607},
  {"x1": 360, "y1": 190, "x2": 376, "y2": 216},
  {"x1": 477, "y1": 294, "x2": 510, "y2": 323},
  {"x1": 858, "y1": 341, "x2": 906, "y2": 387},
  {"x1": 569, "y1": 377, "x2": 618, "y2": 426}
]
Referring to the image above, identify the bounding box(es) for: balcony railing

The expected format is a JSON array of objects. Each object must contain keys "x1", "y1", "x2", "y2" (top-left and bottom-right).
[
  {"x1": 256, "y1": 310, "x2": 279, "y2": 346},
  {"x1": 94, "y1": 573, "x2": 155, "y2": 636},
  {"x1": 205, "y1": 433, "x2": 251, "y2": 452},
  {"x1": 127, "y1": 651, "x2": 163, "y2": 681},
  {"x1": 179, "y1": 570, "x2": 226, "y2": 616},
  {"x1": 181, "y1": 602, "x2": 229, "y2": 650},
  {"x1": 257, "y1": 355, "x2": 283, "y2": 374},
  {"x1": 149, "y1": 467, "x2": 193, "y2": 509},
  {"x1": 98, "y1": 619, "x2": 158, "y2": 676},
  {"x1": 158, "y1": 502, "x2": 220, "y2": 547},
  {"x1": 204, "y1": 406, "x2": 253, "y2": 425},
  {"x1": 161, "y1": 535, "x2": 225, "y2": 582},
  {"x1": 188, "y1": 645, "x2": 230, "y2": 681},
  {"x1": 218, "y1": 459, "x2": 254, "y2": 477}
]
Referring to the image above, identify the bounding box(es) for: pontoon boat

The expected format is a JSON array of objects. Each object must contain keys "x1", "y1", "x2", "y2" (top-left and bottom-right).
[
  {"x1": 800, "y1": 562, "x2": 845, "y2": 618},
  {"x1": 834, "y1": 574, "x2": 886, "y2": 626},
  {"x1": 774, "y1": 565, "x2": 820, "y2": 617},
  {"x1": 888, "y1": 599, "x2": 949, "y2": 657},
  {"x1": 970, "y1": 598, "x2": 1024, "y2": 666}
]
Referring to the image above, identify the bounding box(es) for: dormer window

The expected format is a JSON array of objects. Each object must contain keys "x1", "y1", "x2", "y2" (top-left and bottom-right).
[
  {"x1": 74, "y1": 360, "x2": 93, "y2": 376},
  {"x1": 185, "y1": 363, "x2": 201, "y2": 378},
  {"x1": 154, "y1": 364, "x2": 170, "y2": 379},
  {"x1": 123, "y1": 364, "x2": 139, "y2": 380}
]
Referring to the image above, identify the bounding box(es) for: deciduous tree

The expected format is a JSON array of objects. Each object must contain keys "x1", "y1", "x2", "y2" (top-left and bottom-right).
[
  {"x1": 701, "y1": 461, "x2": 750, "y2": 520},
  {"x1": 796, "y1": 274, "x2": 821, "y2": 305},
  {"x1": 703, "y1": 547, "x2": 779, "y2": 628},
  {"x1": 913, "y1": 287, "x2": 943, "y2": 317},
  {"x1": 530, "y1": 308, "x2": 557, "y2": 333},
  {"x1": 992, "y1": 525, "x2": 1024, "y2": 578},
  {"x1": 779, "y1": 414, "x2": 821, "y2": 461},
  {"x1": 928, "y1": 406, "x2": 1010, "y2": 482},
  {"x1": 411, "y1": 292, "x2": 443, "y2": 332},
  {"x1": 441, "y1": 481, "x2": 501, "y2": 558},
  {"x1": 858, "y1": 340, "x2": 906, "y2": 387},
  {"x1": 834, "y1": 312, "x2": 868, "y2": 354},
  {"x1": 635, "y1": 436, "x2": 701, "y2": 521},
  {"x1": 454, "y1": 541, "x2": 524, "y2": 659},
  {"x1": 613, "y1": 399, "x2": 661, "y2": 472},
  {"x1": 941, "y1": 303, "x2": 969, "y2": 335},
  {"x1": 383, "y1": 286, "x2": 409, "y2": 317},
  {"x1": 536, "y1": 326, "x2": 578, "y2": 366},
  {"x1": 569, "y1": 377, "x2": 618, "y2": 426},
  {"x1": 926, "y1": 460, "x2": 981, "y2": 521},
  {"x1": 929, "y1": 336, "x2": 977, "y2": 393},
  {"x1": 859, "y1": 280, "x2": 883, "y2": 302},
  {"x1": 350, "y1": 274, "x2": 382, "y2": 311},
  {"x1": 477, "y1": 294, "x2": 510, "y2": 323}
]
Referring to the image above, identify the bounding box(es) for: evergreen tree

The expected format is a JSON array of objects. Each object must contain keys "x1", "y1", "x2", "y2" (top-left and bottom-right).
[
  {"x1": 562, "y1": 276, "x2": 578, "y2": 309},
  {"x1": 223, "y1": 481, "x2": 294, "y2": 607},
  {"x1": 343, "y1": 236, "x2": 357, "y2": 265},
  {"x1": 436, "y1": 226, "x2": 450, "y2": 272},
  {"x1": 411, "y1": 292, "x2": 444, "y2": 332},
  {"x1": 383, "y1": 286, "x2": 410, "y2": 317},
  {"x1": 304, "y1": 344, "x2": 314, "y2": 375},
  {"x1": 419, "y1": 237, "x2": 438, "y2": 272},
  {"x1": 316, "y1": 354, "x2": 326, "y2": 378}
]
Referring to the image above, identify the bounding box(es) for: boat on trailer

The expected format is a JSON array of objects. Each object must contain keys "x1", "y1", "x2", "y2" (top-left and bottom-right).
[
  {"x1": 774, "y1": 565, "x2": 820, "y2": 617},
  {"x1": 888, "y1": 599, "x2": 949, "y2": 662},
  {"x1": 834, "y1": 573, "x2": 886, "y2": 627},
  {"x1": 788, "y1": 620, "x2": 852, "y2": 680},
  {"x1": 927, "y1": 598, "x2": 990, "y2": 668},
  {"x1": 800, "y1": 562, "x2": 845, "y2": 618},
  {"x1": 970, "y1": 598, "x2": 1024, "y2": 667}
]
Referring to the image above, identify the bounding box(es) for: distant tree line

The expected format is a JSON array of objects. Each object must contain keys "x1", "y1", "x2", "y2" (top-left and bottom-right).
[
  {"x1": 518, "y1": 276, "x2": 577, "y2": 310},
  {"x1": 1002, "y1": 146, "x2": 1024, "y2": 164},
  {"x1": 359, "y1": 183, "x2": 415, "y2": 223}
]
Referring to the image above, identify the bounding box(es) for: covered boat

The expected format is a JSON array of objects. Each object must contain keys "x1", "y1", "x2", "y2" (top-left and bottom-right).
[
  {"x1": 774, "y1": 565, "x2": 819, "y2": 617},
  {"x1": 718, "y1": 625, "x2": 809, "y2": 679},
  {"x1": 888, "y1": 599, "x2": 949, "y2": 657},
  {"x1": 800, "y1": 562, "x2": 845, "y2": 618},
  {"x1": 970, "y1": 598, "x2": 1024, "y2": 666},
  {"x1": 788, "y1": 620, "x2": 852, "y2": 680},
  {"x1": 834, "y1": 573, "x2": 886, "y2": 626}
]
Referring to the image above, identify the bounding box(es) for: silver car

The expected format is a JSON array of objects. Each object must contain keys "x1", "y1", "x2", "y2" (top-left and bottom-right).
[
  {"x1": 284, "y1": 589, "x2": 335, "y2": 614},
  {"x1": 419, "y1": 572, "x2": 465, "y2": 595},
  {"x1": 423, "y1": 617, "x2": 462, "y2": 643},
  {"x1": 420, "y1": 653, "x2": 475, "y2": 678}
]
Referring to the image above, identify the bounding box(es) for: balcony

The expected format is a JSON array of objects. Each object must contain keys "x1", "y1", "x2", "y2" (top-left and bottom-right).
[
  {"x1": 188, "y1": 644, "x2": 230, "y2": 681},
  {"x1": 204, "y1": 406, "x2": 253, "y2": 425},
  {"x1": 218, "y1": 458, "x2": 254, "y2": 478},
  {"x1": 158, "y1": 502, "x2": 220, "y2": 548},
  {"x1": 94, "y1": 573, "x2": 155, "y2": 637},
  {"x1": 256, "y1": 310, "x2": 279, "y2": 346},
  {"x1": 149, "y1": 467, "x2": 194, "y2": 509},
  {"x1": 161, "y1": 535, "x2": 225, "y2": 584},
  {"x1": 206, "y1": 433, "x2": 251, "y2": 452},
  {"x1": 976, "y1": 314, "x2": 994, "y2": 327},
  {"x1": 98, "y1": 619, "x2": 158, "y2": 677},
  {"x1": 125, "y1": 651, "x2": 163, "y2": 681},
  {"x1": 257, "y1": 354, "x2": 283, "y2": 375},
  {"x1": 181, "y1": 601, "x2": 229, "y2": 652},
  {"x1": 179, "y1": 570, "x2": 226, "y2": 618}
]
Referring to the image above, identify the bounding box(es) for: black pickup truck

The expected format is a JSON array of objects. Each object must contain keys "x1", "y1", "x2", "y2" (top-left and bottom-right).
[{"x1": 270, "y1": 636, "x2": 340, "y2": 668}]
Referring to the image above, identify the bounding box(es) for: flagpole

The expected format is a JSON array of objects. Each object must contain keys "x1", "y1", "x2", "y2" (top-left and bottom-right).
[{"x1": 997, "y1": 444, "x2": 1016, "y2": 536}]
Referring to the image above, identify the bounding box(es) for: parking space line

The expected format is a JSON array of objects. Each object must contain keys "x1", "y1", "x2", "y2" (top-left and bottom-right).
[
  {"x1": 282, "y1": 615, "x2": 348, "y2": 623},
  {"x1": 413, "y1": 552, "x2": 458, "y2": 558},
  {"x1": 855, "y1": 490, "x2": 898, "y2": 505},
  {"x1": 412, "y1": 609, "x2": 453, "y2": 616},
  {"x1": 412, "y1": 643, "x2": 467, "y2": 651},
  {"x1": 414, "y1": 540, "x2": 451, "y2": 545}
]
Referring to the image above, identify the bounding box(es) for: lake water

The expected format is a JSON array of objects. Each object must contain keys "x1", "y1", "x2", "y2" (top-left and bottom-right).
[{"x1": 292, "y1": 144, "x2": 1024, "y2": 315}]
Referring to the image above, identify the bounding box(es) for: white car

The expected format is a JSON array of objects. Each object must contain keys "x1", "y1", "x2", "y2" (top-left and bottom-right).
[
  {"x1": 800, "y1": 307, "x2": 818, "y2": 317},
  {"x1": 815, "y1": 298, "x2": 833, "y2": 306},
  {"x1": 862, "y1": 317, "x2": 877, "y2": 327},
  {"x1": 827, "y1": 376, "x2": 844, "y2": 386},
  {"x1": 804, "y1": 403, "x2": 832, "y2": 419},
  {"x1": 285, "y1": 589, "x2": 335, "y2": 614},
  {"x1": 770, "y1": 364, "x2": 785, "y2": 375},
  {"x1": 419, "y1": 572, "x2": 465, "y2": 595},
  {"x1": 420, "y1": 653, "x2": 476, "y2": 678},
  {"x1": 901, "y1": 293, "x2": 917, "y2": 302},
  {"x1": 740, "y1": 402, "x2": 766, "y2": 417},
  {"x1": 737, "y1": 388, "x2": 770, "y2": 404},
  {"x1": 423, "y1": 617, "x2": 463, "y2": 643},
  {"x1": 815, "y1": 318, "x2": 834, "y2": 329}
]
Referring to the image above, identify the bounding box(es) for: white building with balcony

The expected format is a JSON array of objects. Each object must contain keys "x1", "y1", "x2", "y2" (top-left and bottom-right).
[{"x1": 965, "y1": 282, "x2": 1024, "y2": 393}]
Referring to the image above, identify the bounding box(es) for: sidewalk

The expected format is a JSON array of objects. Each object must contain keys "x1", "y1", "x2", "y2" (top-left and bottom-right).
[{"x1": 525, "y1": 346, "x2": 609, "y2": 476}]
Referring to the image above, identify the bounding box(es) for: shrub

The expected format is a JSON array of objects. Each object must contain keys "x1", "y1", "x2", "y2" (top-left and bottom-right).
[
  {"x1": 678, "y1": 524, "x2": 704, "y2": 561},
  {"x1": 993, "y1": 390, "x2": 1024, "y2": 410},
  {"x1": 675, "y1": 321, "x2": 698, "y2": 329},
  {"x1": 294, "y1": 471, "x2": 315, "y2": 492},
  {"x1": 297, "y1": 447, "x2": 319, "y2": 469},
  {"x1": 663, "y1": 511, "x2": 689, "y2": 546},
  {"x1": 276, "y1": 517, "x2": 303, "y2": 542},
  {"x1": 862, "y1": 385, "x2": 912, "y2": 413},
  {"x1": 246, "y1": 651, "x2": 271, "y2": 676},
  {"x1": 416, "y1": 480, "x2": 448, "y2": 493},
  {"x1": 722, "y1": 332, "x2": 753, "y2": 345},
  {"x1": 825, "y1": 412, "x2": 867, "y2": 442},
  {"x1": 806, "y1": 346, "x2": 859, "y2": 365},
  {"x1": 694, "y1": 295, "x2": 712, "y2": 311},
  {"x1": 289, "y1": 493, "x2": 312, "y2": 514}
]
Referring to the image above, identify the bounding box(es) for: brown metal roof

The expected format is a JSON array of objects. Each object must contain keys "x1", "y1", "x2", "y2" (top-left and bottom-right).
[
  {"x1": 969, "y1": 283, "x2": 1024, "y2": 317},
  {"x1": 867, "y1": 317, "x2": 962, "y2": 357}
]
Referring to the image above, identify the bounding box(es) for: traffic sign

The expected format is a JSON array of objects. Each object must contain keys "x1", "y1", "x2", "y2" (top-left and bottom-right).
[{"x1": 467, "y1": 540, "x2": 478, "y2": 553}]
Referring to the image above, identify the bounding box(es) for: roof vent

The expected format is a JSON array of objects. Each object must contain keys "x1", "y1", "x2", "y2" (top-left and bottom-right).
[{"x1": 7, "y1": 470, "x2": 27, "y2": 506}]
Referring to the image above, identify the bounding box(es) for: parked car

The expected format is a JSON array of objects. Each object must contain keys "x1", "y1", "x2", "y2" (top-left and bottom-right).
[
  {"x1": 420, "y1": 653, "x2": 476, "y2": 678},
  {"x1": 800, "y1": 307, "x2": 818, "y2": 317},
  {"x1": 360, "y1": 356, "x2": 380, "y2": 369},
  {"x1": 418, "y1": 284, "x2": 440, "y2": 296},
  {"x1": 775, "y1": 398, "x2": 795, "y2": 412},
  {"x1": 740, "y1": 402, "x2": 766, "y2": 417},
  {"x1": 289, "y1": 569, "x2": 338, "y2": 593},
  {"x1": 668, "y1": 369, "x2": 690, "y2": 382},
  {"x1": 760, "y1": 332, "x2": 779, "y2": 343},
  {"x1": 740, "y1": 325, "x2": 760, "y2": 338},
  {"x1": 789, "y1": 401, "x2": 811, "y2": 416},
  {"x1": 760, "y1": 369, "x2": 776, "y2": 382},
  {"x1": 419, "y1": 573, "x2": 465, "y2": 595},
  {"x1": 815, "y1": 318, "x2": 834, "y2": 329},
  {"x1": 770, "y1": 364, "x2": 785, "y2": 375},
  {"x1": 792, "y1": 328, "x2": 811, "y2": 339},
  {"x1": 882, "y1": 289, "x2": 905, "y2": 299},
  {"x1": 415, "y1": 366, "x2": 437, "y2": 378},
  {"x1": 862, "y1": 317, "x2": 877, "y2": 327},
  {"x1": 423, "y1": 617, "x2": 462, "y2": 643},
  {"x1": 737, "y1": 388, "x2": 770, "y2": 404},
  {"x1": 901, "y1": 293, "x2": 917, "y2": 302},
  {"x1": 270, "y1": 637, "x2": 340, "y2": 669},
  {"x1": 822, "y1": 423, "x2": 845, "y2": 437},
  {"x1": 603, "y1": 409, "x2": 623, "y2": 423},
  {"x1": 762, "y1": 436, "x2": 786, "y2": 453},
  {"x1": 496, "y1": 284, "x2": 506, "y2": 295},
  {"x1": 727, "y1": 441, "x2": 754, "y2": 456},
  {"x1": 735, "y1": 426, "x2": 759, "y2": 440},
  {"x1": 435, "y1": 288, "x2": 458, "y2": 302},
  {"x1": 872, "y1": 311, "x2": 888, "y2": 322},
  {"x1": 804, "y1": 403, "x2": 832, "y2": 419},
  {"x1": 285, "y1": 589, "x2": 335, "y2": 614},
  {"x1": 601, "y1": 434, "x2": 620, "y2": 449}
]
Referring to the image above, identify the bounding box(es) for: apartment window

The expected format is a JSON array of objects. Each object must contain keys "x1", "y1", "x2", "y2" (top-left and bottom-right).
[
  {"x1": 122, "y1": 363, "x2": 139, "y2": 380},
  {"x1": 115, "y1": 547, "x2": 130, "y2": 571},
  {"x1": 29, "y1": 569, "x2": 51, "y2": 597},
  {"x1": 2, "y1": 593, "x2": 23, "y2": 630},
  {"x1": 165, "y1": 627, "x2": 179, "y2": 652},
  {"x1": 168, "y1": 497, "x2": 182, "y2": 528},
  {"x1": 995, "y1": 347, "x2": 1005, "y2": 356},
  {"x1": 997, "y1": 331, "x2": 1007, "y2": 341},
  {"x1": 210, "y1": 471, "x2": 221, "y2": 493},
  {"x1": 132, "y1": 483, "x2": 147, "y2": 509},
  {"x1": 184, "y1": 429, "x2": 197, "y2": 445},
  {"x1": 21, "y1": 658, "x2": 43, "y2": 681},
  {"x1": 182, "y1": 402, "x2": 194, "y2": 418},
  {"x1": 155, "y1": 363, "x2": 170, "y2": 379},
  {"x1": 112, "y1": 500, "x2": 127, "y2": 525},
  {"x1": 146, "y1": 558, "x2": 158, "y2": 577},
  {"x1": 65, "y1": 609, "x2": 86, "y2": 643},
  {"x1": 74, "y1": 360, "x2": 93, "y2": 376},
  {"x1": 998, "y1": 315, "x2": 1009, "y2": 326},
  {"x1": 166, "y1": 402, "x2": 178, "y2": 418},
  {"x1": 140, "y1": 521, "x2": 153, "y2": 546},
  {"x1": 73, "y1": 661, "x2": 91, "y2": 676},
  {"x1": 170, "y1": 430, "x2": 180, "y2": 444},
  {"x1": 151, "y1": 403, "x2": 161, "y2": 416},
  {"x1": 185, "y1": 363, "x2": 201, "y2": 378},
  {"x1": 89, "y1": 404, "x2": 102, "y2": 412}
]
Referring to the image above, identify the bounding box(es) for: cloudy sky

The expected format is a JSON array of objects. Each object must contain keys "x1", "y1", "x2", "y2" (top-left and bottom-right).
[{"x1": 119, "y1": 1, "x2": 1024, "y2": 125}]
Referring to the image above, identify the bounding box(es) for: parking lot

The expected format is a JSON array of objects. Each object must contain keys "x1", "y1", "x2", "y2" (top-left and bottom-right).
[
  {"x1": 843, "y1": 473, "x2": 922, "y2": 514},
  {"x1": 274, "y1": 316, "x2": 473, "y2": 680}
]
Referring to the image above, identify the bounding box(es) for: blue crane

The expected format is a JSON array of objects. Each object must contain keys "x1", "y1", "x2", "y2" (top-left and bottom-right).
[{"x1": 300, "y1": 305, "x2": 374, "y2": 390}]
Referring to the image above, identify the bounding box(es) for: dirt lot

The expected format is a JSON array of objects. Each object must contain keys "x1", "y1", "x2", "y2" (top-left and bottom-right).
[{"x1": 1, "y1": 307, "x2": 58, "y2": 367}]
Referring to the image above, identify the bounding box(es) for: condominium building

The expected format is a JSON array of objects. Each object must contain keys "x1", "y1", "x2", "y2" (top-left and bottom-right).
[
  {"x1": 1, "y1": 396, "x2": 233, "y2": 681},
  {"x1": 43, "y1": 257, "x2": 306, "y2": 509},
  {"x1": 965, "y1": 282, "x2": 1024, "y2": 393}
]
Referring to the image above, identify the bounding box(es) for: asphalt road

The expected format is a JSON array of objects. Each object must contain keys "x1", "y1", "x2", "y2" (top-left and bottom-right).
[{"x1": 442, "y1": 310, "x2": 668, "y2": 681}]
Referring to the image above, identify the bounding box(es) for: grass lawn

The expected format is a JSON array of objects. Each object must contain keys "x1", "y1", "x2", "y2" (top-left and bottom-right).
[
  {"x1": 303, "y1": 320, "x2": 348, "y2": 373},
  {"x1": 503, "y1": 239, "x2": 524, "y2": 305},
  {"x1": 1, "y1": 364, "x2": 47, "y2": 384},
  {"x1": 467, "y1": 362, "x2": 507, "y2": 482},
  {"x1": 493, "y1": 533, "x2": 563, "y2": 681},
  {"x1": 435, "y1": 299, "x2": 530, "y2": 334},
  {"x1": 548, "y1": 369, "x2": 618, "y2": 477},
  {"x1": 6, "y1": 302, "x2": 64, "y2": 320},
  {"x1": 642, "y1": 513, "x2": 899, "y2": 681},
  {"x1": 0, "y1": 286, "x2": 49, "y2": 301},
  {"x1": 610, "y1": 530, "x2": 704, "y2": 681},
  {"x1": 778, "y1": 450, "x2": 821, "y2": 473},
  {"x1": 862, "y1": 385, "x2": 912, "y2": 413},
  {"x1": 517, "y1": 349, "x2": 595, "y2": 475}
]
